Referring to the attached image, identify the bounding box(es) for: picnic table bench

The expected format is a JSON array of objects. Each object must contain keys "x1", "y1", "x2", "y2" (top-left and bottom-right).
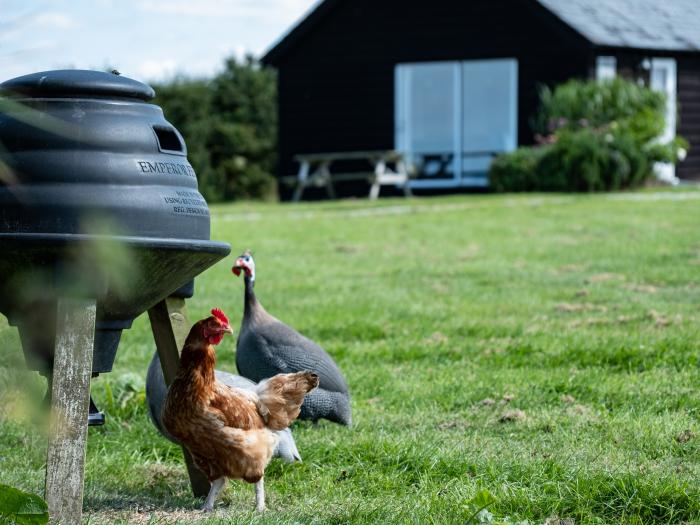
[{"x1": 282, "y1": 150, "x2": 413, "y2": 201}]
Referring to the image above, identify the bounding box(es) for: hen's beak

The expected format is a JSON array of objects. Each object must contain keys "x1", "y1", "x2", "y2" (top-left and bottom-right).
[{"x1": 224, "y1": 325, "x2": 234, "y2": 334}]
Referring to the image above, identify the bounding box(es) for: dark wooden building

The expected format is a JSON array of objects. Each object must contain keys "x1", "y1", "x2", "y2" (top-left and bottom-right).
[{"x1": 263, "y1": 0, "x2": 700, "y2": 196}]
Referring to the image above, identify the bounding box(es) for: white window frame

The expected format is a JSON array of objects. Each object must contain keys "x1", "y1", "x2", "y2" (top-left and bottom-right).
[{"x1": 596, "y1": 56, "x2": 617, "y2": 81}]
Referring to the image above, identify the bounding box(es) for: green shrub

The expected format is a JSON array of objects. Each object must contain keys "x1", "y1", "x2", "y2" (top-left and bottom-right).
[
  {"x1": 535, "y1": 78, "x2": 667, "y2": 143},
  {"x1": 535, "y1": 129, "x2": 652, "y2": 191},
  {"x1": 489, "y1": 146, "x2": 548, "y2": 192},
  {"x1": 490, "y1": 78, "x2": 688, "y2": 192}
]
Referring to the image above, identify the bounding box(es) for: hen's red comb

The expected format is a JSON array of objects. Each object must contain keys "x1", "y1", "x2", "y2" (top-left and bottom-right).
[{"x1": 211, "y1": 308, "x2": 229, "y2": 325}]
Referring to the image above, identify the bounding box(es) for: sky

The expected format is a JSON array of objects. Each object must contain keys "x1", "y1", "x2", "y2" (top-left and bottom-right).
[{"x1": 0, "y1": 0, "x2": 318, "y2": 83}]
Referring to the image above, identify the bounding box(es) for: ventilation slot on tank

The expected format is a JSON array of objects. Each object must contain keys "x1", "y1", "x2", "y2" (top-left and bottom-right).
[{"x1": 153, "y1": 126, "x2": 184, "y2": 153}]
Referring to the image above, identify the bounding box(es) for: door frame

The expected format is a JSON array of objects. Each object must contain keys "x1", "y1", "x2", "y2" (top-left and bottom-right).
[{"x1": 650, "y1": 57, "x2": 678, "y2": 184}]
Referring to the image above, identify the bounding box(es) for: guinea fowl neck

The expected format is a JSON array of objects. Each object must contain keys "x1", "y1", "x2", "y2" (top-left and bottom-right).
[{"x1": 243, "y1": 275, "x2": 258, "y2": 317}]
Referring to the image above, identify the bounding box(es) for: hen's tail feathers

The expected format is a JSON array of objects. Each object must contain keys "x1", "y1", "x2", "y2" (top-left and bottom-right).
[{"x1": 255, "y1": 371, "x2": 319, "y2": 431}]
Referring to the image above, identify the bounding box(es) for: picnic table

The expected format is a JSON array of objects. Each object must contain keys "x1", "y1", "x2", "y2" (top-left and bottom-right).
[{"x1": 284, "y1": 150, "x2": 413, "y2": 201}]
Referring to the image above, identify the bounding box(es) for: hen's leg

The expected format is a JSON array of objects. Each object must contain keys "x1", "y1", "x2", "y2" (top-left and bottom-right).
[
  {"x1": 255, "y1": 477, "x2": 265, "y2": 512},
  {"x1": 201, "y1": 477, "x2": 226, "y2": 512}
]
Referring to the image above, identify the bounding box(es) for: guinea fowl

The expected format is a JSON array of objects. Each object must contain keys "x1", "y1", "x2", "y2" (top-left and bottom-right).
[
  {"x1": 146, "y1": 352, "x2": 302, "y2": 462},
  {"x1": 232, "y1": 251, "x2": 351, "y2": 426}
]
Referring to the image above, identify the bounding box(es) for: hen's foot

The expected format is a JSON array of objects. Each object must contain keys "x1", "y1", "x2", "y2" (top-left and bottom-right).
[{"x1": 201, "y1": 477, "x2": 226, "y2": 513}]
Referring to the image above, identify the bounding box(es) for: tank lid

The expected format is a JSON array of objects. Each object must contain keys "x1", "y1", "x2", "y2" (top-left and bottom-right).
[{"x1": 0, "y1": 69, "x2": 155, "y2": 101}]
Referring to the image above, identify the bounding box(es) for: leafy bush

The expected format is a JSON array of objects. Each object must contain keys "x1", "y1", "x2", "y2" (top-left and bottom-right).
[
  {"x1": 489, "y1": 146, "x2": 547, "y2": 192},
  {"x1": 490, "y1": 78, "x2": 688, "y2": 192},
  {"x1": 535, "y1": 129, "x2": 652, "y2": 191},
  {"x1": 534, "y1": 78, "x2": 666, "y2": 143},
  {"x1": 153, "y1": 55, "x2": 277, "y2": 202}
]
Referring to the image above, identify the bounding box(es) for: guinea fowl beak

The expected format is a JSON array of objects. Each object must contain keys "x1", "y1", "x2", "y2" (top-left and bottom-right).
[{"x1": 232, "y1": 257, "x2": 246, "y2": 276}]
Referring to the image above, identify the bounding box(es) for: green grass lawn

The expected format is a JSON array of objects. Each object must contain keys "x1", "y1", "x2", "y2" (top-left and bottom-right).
[{"x1": 1, "y1": 191, "x2": 699, "y2": 524}]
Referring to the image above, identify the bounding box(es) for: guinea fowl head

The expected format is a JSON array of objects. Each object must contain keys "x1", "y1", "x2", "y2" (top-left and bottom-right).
[
  {"x1": 232, "y1": 250, "x2": 255, "y2": 282},
  {"x1": 201, "y1": 308, "x2": 234, "y2": 345}
]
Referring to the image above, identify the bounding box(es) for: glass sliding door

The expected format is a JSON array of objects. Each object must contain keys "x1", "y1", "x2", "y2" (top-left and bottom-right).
[
  {"x1": 461, "y1": 59, "x2": 518, "y2": 185},
  {"x1": 395, "y1": 62, "x2": 460, "y2": 183},
  {"x1": 395, "y1": 59, "x2": 518, "y2": 188}
]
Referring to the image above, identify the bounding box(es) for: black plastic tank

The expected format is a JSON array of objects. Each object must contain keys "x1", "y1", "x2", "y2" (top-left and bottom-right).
[{"x1": 0, "y1": 69, "x2": 230, "y2": 375}]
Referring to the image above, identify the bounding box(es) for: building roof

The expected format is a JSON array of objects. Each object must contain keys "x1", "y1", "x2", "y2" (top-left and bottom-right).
[
  {"x1": 262, "y1": 0, "x2": 700, "y2": 65},
  {"x1": 538, "y1": 0, "x2": 700, "y2": 52}
]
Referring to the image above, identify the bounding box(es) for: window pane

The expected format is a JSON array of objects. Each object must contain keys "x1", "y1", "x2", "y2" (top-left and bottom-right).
[
  {"x1": 596, "y1": 56, "x2": 617, "y2": 81},
  {"x1": 396, "y1": 62, "x2": 458, "y2": 180},
  {"x1": 462, "y1": 59, "x2": 517, "y2": 154}
]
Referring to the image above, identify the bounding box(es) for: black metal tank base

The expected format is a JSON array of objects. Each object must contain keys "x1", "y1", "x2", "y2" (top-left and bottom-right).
[
  {"x1": 0, "y1": 233, "x2": 229, "y2": 374},
  {"x1": 88, "y1": 397, "x2": 105, "y2": 426},
  {"x1": 42, "y1": 379, "x2": 106, "y2": 426},
  {"x1": 12, "y1": 308, "x2": 133, "y2": 375}
]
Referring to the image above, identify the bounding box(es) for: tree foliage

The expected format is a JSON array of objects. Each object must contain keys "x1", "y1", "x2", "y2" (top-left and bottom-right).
[{"x1": 152, "y1": 55, "x2": 277, "y2": 201}]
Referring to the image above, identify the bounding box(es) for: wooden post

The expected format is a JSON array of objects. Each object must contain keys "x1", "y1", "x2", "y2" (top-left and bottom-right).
[
  {"x1": 147, "y1": 297, "x2": 211, "y2": 497},
  {"x1": 45, "y1": 298, "x2": 96, "y2": 525}
]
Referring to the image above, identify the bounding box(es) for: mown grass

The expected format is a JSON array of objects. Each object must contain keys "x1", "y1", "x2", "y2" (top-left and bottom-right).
[{"x1": 1, "y1": 190, "x2": 699, "y2": 524}]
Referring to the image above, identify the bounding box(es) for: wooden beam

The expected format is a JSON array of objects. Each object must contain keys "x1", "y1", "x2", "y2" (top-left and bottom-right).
[
  {"x1": 147, "y1": 297, "x2": 211, "y2": 498},
  {"x1": 45, "y1": 298, "x2": 96, "y2": 525}
]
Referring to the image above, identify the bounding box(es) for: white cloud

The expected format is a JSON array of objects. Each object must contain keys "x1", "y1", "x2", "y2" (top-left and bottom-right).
[
  {"x1": 137, "y1": 0, "x2": 314, "y2": 21},
  {"x1": 1, "y1": 0, "x2": 319, "y2": 82},
  {"x1": 136, "y1": 59, "x2": 178, "y2": 81},
  {"x1": 138, "y1": 0, "x2": 267, "y2": 17},
  {"x1": 31, "y1": 12, "x2": 75, "y2": 29},
  {"x1": 230, "y1": 44, "x2": 248, "y2": 60},
  {"x1": 0, "y1": 10, "x2": 75, "y2": 43}
]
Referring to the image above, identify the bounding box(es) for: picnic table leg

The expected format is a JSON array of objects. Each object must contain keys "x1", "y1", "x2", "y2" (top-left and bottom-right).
[
  {"x1": 292, "y1": 161, "x2": 310, "y2": 202},
  {"x1": 369, "y1": 159, "x2": 385, "y2": 200},
  {"x1": 45, "y1": 298, "x2": 96, "y2": 525},
  {"x1": 320, "y1": 162, "x2": 336, "y2": 199},
  {"x1": 398, "y1": 159, "x2": 413, "y2": 197},
  {"x1": 148, "y1": 297, "x2": 211, "y2": 498}
]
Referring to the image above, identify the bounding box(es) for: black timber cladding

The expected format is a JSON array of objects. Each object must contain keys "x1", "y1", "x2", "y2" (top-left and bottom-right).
[{"x1": 265, "y1": 0, "x2": 700, "y2": 192}]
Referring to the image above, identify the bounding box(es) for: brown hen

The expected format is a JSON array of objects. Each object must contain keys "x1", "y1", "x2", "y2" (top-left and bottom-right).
[{"x1": 162, "y1": 308, "x2": 319, "y2": 512}]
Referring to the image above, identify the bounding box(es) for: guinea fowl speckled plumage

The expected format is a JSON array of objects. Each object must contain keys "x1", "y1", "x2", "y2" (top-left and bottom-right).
[
  {"x1": 232, "y1": 251, "x2": 352, "y2": 426},
  {"x1": 146, "y1": 351, "x2": 302, "y2": 462}
]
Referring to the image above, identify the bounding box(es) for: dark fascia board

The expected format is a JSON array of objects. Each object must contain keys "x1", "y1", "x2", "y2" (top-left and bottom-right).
[{"x1": 262, "y1": 0, "x2": 341, "y2": 65}]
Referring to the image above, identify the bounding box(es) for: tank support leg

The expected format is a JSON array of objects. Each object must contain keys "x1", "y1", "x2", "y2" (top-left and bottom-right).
[
  {"x1": 45, "y1": 298, "x2": 96, "y2": 525},
  {"x1": 148, "y1": 297, "x2": 211, "y2": 498}
]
